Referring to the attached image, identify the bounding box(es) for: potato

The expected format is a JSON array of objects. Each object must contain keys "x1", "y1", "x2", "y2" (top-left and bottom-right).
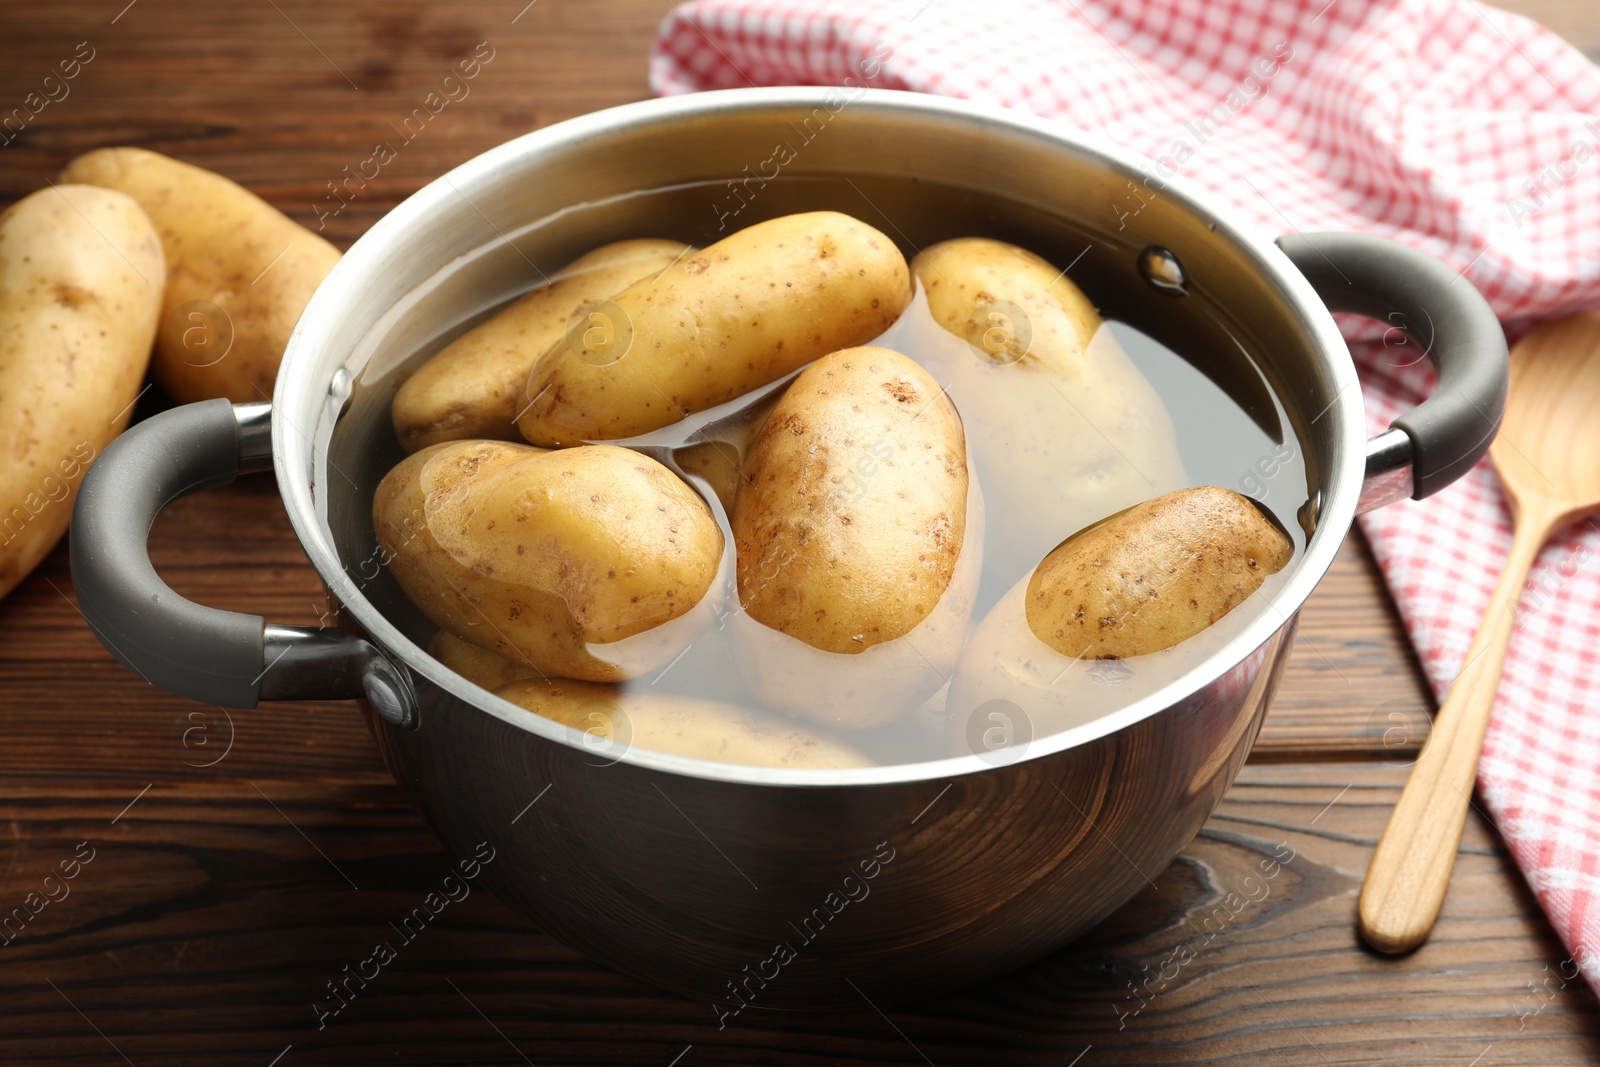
[
  {"x1": 672, "y1": 439, "x2": 745, "y2": 516},
  {"x1": 668, "y1": 377, "x2": 792, "y2": 515},
  {"x1": 1025, "y1": 486, "x2": 1292, "y2": 659},
  {"x1": 60, "y1": 146, "x2": 340, "y2": 405},
  {"x1": 428, "y1": 630, "x2": 543, "y2": 692},
  {"x1": 494, "y1": 678, "x2": 874, "y2": 769},
  {"x1": 0, "y1": 185, "x2": 163, "y2": 601},
  {"x1": 946, "y1": 486, "x2": 1291, "y2": 750},
  {"x1": 374, "y1": 439, "x2": 724, "y2": 682},
  {"x1": 392, "y1": 238, "x2": 689, "y2": 452},
  {"x1": 728, "y1": 346, "x2": 980, "y2": 729},
  {"x1": 517, "y1": 211, "x2": 911, "y2": 445},
  {"x1": 909, "y1": 237, "x2": 1187, "y2": 592}
]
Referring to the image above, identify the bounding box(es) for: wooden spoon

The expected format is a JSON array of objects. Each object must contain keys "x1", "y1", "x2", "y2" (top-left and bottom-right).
[{"x1": 1358, "y1": 312, "x2": 1600, "y2": 954}]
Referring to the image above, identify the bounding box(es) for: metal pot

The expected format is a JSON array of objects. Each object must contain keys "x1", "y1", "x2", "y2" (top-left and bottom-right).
[{"x1": 69, "y1": 88, "x2": 1506, "y2": 1012}]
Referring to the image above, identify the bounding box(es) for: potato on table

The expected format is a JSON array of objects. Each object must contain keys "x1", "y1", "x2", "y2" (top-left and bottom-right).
[
  {"x1": 517, "y1": 211, "x2": 911, "y2": 445},
  {"x1": 392, "y1": 238, "x2": 689, "y2": 452},
  {"x1": 0, "y1": 185, "x2": 163, "y2": 601},
  {"x1": 494, "y1": 677, "x2": 874, "y2": 769},
  {"x1": 946, "y1": 486, "x2": 1291, "y2": 748},
  {"x1": 729, "y1": 346, "x2": 981, "y2": 730},
  {"x1": 60, "y1": 146, "x2": 340, "y2": 404},
  {"x1": 373, "y1": 439, "x2": 724, "y2": 682},
  {"x1": 910, "y1": 237, "x2": 1187, "y2": 593}
]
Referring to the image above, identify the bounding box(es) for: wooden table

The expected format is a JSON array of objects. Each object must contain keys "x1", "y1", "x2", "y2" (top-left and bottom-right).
[{"x1": 2, "y1": 1, "x2": 1596, "y2": 1062}]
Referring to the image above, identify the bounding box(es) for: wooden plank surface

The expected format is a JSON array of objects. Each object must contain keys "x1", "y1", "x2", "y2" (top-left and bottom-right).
[
  {"x1": 1, "y1": 766, "x2": 1596, "y2": 1065},
  {"x1": 0, "y1": 0, "x2": 1595, "y2": 1062}
]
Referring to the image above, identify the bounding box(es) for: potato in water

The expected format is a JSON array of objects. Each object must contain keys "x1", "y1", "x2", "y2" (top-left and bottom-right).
[
  {"x1": 373, "y1": 439, "x2": 724, "y2": 682},
  {"x1": 1026, "y1": 486, "x2": 1291, "y2": 659},
  {"x1": 947, "y1": 486, "x2": 1291, "y2": 743},
  {"x1": 428, "y1": 630, "x2": 543, "y2": 692},
  {"x1": 60, "y1": 147, "x2": 340, "y2": 405},
  {"x1": 495, "y1": 678, "x2": 874, "y2": 770},
  {"x1": 909, "y1": 237, "x2": 1188, "y2": 593},
  {"x1": 391, "y1": 238, "x2": 689, "y2": 452},
  {"x1": 517, "y1": 211, "x2": 911, "y2": 445},
  {"x1": 729, "y1": 346, "x2": 980, "y2": 730}
]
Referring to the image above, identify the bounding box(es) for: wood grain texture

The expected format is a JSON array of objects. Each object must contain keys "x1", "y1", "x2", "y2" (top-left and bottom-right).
[
  {"x1": 0, "y1": 0, "x2": 1596, "y2": 1061},
  {"x1": 0, "y1": 766, "x2": 1596, "y2": 1065}
]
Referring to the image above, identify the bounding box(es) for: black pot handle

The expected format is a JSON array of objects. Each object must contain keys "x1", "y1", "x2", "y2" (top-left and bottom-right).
[
  {"x1": 69, "y1": 399, "x2": 413, "y2": 721},
  {"x1": 1276, "y1": 233, "x2": 1508, "y2": 508}
]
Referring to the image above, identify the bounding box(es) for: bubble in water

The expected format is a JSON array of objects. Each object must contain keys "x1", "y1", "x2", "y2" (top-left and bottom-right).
[
  {"x1": 1138, "y1": 246, "x2": 1188, "y2": 296},
  {"x1": 1087, "y1": 659, "x2": 1133, "y2": 685}
]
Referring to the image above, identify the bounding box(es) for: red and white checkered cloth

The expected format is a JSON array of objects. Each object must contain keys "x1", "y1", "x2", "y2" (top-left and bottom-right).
[{"x1": 653, "y1": 0, "x2": 1600, "y2": 989}]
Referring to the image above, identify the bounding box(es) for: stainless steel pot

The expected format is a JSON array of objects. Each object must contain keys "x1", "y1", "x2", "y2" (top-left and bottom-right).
[{"x1": 68, "y1": 88, "x2": 1506, "y2": 1012}]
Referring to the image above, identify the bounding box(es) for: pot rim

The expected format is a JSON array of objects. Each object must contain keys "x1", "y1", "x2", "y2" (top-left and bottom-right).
[{"x1": 274, "y1": 86, "x2": 1363, "y2": 787}]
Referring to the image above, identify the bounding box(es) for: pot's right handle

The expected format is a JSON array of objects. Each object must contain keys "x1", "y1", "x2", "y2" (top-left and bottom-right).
[
  {"x1": 69, "y1": 398, "x2": 414, "y2": 723},
  {"x1": 1276, "y1": 233, "x2": 1509, "y2": 510}
]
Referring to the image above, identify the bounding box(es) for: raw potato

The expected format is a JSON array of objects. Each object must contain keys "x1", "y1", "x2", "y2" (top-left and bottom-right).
[
  {"x1": 374, "y1": 439, "x2": 724, "y2": 682},
  {"x1": 909, "y1": 237, "x2": 1187, "y2": 593},
  {"x1": 728, "y1": 346, "x2": 980, "y2": 729},
  {"x1": 1025, "y1": 486, "x2": 1292, "y2": 659},
  {"x1": 517, "y1": 211, "x2": 911, "y2": 445},
  {"x1": 392, "y1": 238, "x2": 690, "y2": 452},
  {"x1": 0, "y1": 185, "x2": 163, "y2": 600},
  {"x1": 673, "y1": 439, "x2": 745, "y2": 516},
  {"x1": 946, "y1": 486, "x2": 1291, "y2": 750},
  {"x1": 494, "y1": 677, "x2": 874, "y2": 769},
  {"x1": 60, "y1": 146, "x2": 340, "y2": 405},
  {"x1": 428, "y1": 630, "x2": 543, "y2": 691}
]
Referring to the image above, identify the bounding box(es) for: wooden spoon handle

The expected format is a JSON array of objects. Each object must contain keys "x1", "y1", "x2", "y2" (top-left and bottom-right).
[{"x1": 1358, "y1": 517, "x2": 1550, "y2": 954}]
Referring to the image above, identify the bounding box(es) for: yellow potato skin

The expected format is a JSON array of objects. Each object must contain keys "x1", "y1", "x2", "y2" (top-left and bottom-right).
[
  {"x1": 517, "y1": 211, "x2": 911, "y2": 445},
  {"x1": 1025, "y1": 486, "x2": 1292, "y2": 659},
  {"x1": 391, "y1": 238, "x2": 689, "y2": 452},
  {"x1": 732, "y1": 346, "x2": 968, "y2": 654},
  {"x1": 910, "y1": 237, "x2": 1187, "y2": 585},
  {"x1": 428, "y1": 630, "x2": 543, "y2": 692},
  {"x1": 945, "y1": 486, "x2": 1292, "y2": 752},
  {"x1": 493, "y1": 678, "x2": 874, "y2": 770},
  {"x1": 919, "y1": 237, "x2": 1102, "y2": 358},
  {"x1": 0, "y1": 185, "x2": 163, "y2": 600},
  {"x1": 60, "y1": 146, "x2": 340, "y2": 405},
  {"x1": 374, "y1": 440, "x2": 723, "y2": 682}
]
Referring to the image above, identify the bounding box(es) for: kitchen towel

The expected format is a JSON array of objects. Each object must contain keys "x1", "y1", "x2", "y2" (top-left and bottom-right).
[{"x1": 653, "y1": 0, "x2": 1600, "y2": 993}]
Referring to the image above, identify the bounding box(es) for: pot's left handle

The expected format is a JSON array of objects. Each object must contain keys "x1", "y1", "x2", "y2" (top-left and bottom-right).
[{"x1": 69, "y1": 399, "x2": 414, "y2": 723}]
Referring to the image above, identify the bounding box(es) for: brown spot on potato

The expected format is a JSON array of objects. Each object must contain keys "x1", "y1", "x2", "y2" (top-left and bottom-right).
[{"x1": 883, "y1": 378, "x2": 918, "y2": 403}]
